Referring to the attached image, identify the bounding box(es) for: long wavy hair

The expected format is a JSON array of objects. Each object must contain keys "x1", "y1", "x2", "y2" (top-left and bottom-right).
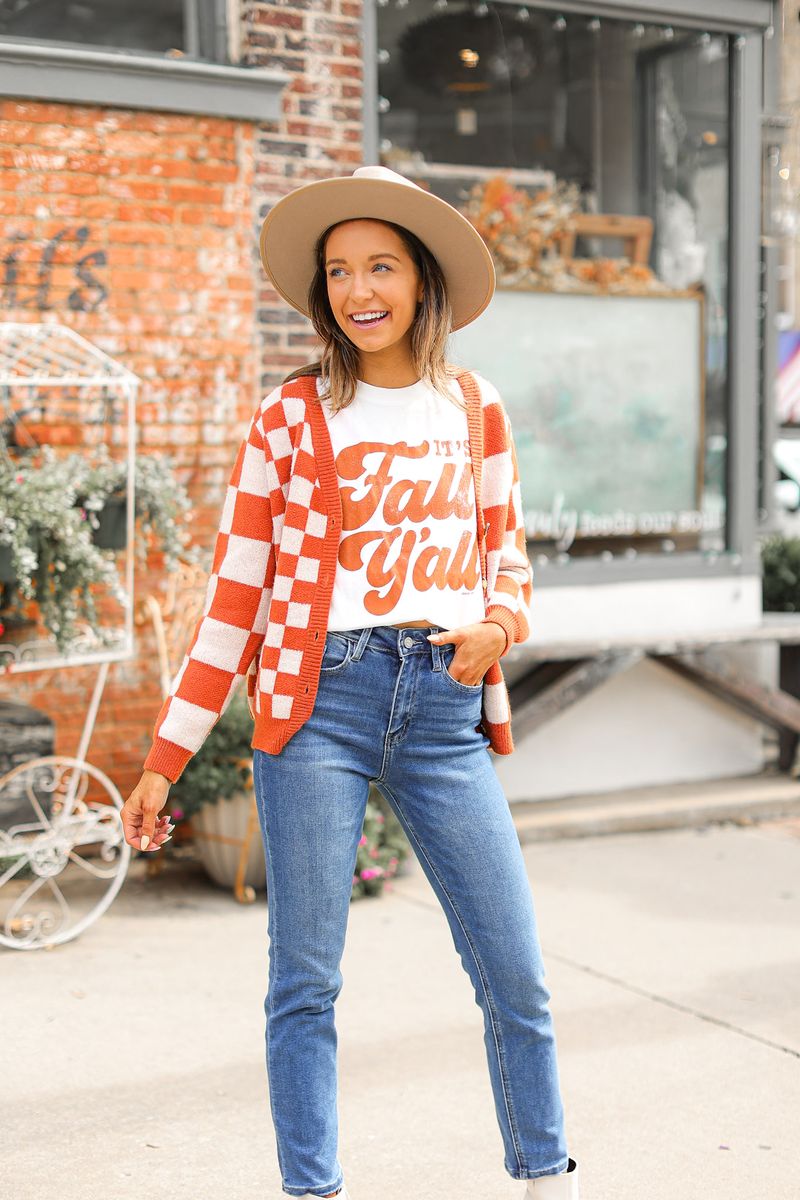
[{"x1": 281, "y1": 218, "x2": 466, "y2": 414}]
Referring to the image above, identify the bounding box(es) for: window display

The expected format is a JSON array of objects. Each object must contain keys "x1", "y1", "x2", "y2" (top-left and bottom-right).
[{"x1": 376, "y1": 4, "x2": 730, "y2": 562}]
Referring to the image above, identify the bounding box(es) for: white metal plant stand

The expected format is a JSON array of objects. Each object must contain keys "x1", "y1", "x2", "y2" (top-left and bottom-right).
[{"x1": 0, "y1": 322, "x2": 139, "y2": 950}]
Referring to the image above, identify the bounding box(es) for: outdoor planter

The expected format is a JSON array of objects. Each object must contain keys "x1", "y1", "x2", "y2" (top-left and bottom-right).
[
  {"x1": 81, "y1": 493, "x2": 128, "y2": 551},
  {"x1": 0, "y1": 544, "x2": 15, "y2": 585},
  {"x1": 190, "y1": 788, "x2": 267, "y2": 892}
]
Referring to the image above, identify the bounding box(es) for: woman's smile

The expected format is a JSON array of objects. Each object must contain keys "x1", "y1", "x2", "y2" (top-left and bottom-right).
[{"x1": 349, "y1": 310, "x2": 390, "y2": 330}]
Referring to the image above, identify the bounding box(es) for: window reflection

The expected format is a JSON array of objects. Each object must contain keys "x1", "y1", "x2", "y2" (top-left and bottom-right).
[
  {"x1": 0, "y1": 0, "x2": 185, "y2": 57},
  {"x1": 377, "y1": 5, "x2": 730, "y2": 561}
]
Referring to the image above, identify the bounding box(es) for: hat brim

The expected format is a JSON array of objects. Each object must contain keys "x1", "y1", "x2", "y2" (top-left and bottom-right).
[{"x1": 259, "y1": 176, "x2": 496, "y2": 333}]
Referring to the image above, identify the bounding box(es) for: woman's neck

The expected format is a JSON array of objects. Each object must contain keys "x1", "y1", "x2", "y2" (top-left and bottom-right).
[{"x1": 356, "y1": 346, "x2": 420, "y2": 389}]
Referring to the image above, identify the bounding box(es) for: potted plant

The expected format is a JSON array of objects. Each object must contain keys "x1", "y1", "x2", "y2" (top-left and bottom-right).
[
  {"x1": 761, "y1": 533, "x2": 800, "y2": 612},
  {"x1": 0, "y1": 441, "x2": 199, "y2": 652},
  {"x1": 76, "y1": 444, "x2": 198, "y2": 569},
  {"x1": 0, "y1": 444, "x2": 127, "y2": 653}
]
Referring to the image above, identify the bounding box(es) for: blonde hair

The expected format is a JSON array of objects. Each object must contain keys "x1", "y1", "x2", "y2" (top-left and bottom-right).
[{"x1": 282, "y1": 218, "x2": 466, "y2": 414}]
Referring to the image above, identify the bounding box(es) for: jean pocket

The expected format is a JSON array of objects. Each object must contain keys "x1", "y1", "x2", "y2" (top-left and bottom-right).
[
  {"x1": 441, "y1": 646, "x2": 484, "y2": 692},
  {"x1": 320, "y1": 631, "x2": 354, "y2": 672}
]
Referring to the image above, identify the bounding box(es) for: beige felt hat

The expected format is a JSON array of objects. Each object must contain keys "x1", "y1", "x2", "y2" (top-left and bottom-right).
[{"x1": 258, "y1": 164, "x2": 496, "y2": 332}]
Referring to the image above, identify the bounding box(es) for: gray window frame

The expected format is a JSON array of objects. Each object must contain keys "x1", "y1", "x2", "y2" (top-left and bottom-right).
[
  {"x1": 0, "y1": 0, "x2": 288, "y2": 122},
  {"x1": 363, "y1": 0, "x2": 777, "y2": 586}
]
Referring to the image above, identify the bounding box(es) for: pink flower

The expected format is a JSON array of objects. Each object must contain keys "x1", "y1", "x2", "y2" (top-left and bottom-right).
[
  {"x1": 171, "y1": 806, "x2": 184, "y2": 820},
  {"x1": 360, "y1": 868, "x2": 379, "y2": 880},
  {"x1": 358, "y1": 834, "x2": 368, "y2": 846},
  {"x1": 369, "y1": 848, "x2": 379, "y2": 858}
]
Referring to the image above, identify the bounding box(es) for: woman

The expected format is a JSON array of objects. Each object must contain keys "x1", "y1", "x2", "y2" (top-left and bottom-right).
[{"x1": 122, "y1": 165, "x2": 580, "y2": 1199}]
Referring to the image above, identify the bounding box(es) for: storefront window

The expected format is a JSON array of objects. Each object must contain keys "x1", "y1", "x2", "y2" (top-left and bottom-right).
[
  {"x1": 376, "y1": 4, "x2": 731, "y2": 563},
  {"x1": 0, "y1": 0, "x2": 186, "y2": 57}
]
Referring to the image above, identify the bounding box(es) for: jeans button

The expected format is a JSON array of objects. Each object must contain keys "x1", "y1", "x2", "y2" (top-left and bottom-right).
[{"x1": 403, "y1": 635, "x2": 414, "y2": 648}]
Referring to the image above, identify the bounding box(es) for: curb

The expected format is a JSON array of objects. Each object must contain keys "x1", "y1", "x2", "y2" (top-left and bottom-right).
[{"x1": 509, "y1": 773, "x2": 800, "y2": 842}]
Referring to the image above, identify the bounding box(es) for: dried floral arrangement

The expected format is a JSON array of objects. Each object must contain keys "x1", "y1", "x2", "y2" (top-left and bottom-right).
[{"x1": 460, "y1": 173, "x2": 677, "y2": 295}]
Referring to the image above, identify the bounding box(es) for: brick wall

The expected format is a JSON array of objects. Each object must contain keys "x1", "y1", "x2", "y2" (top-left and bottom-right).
[
  {"x1": 242, "y1": 0, "x2": 365, "y2": 392},
  {"x1": 0, "y1": 100, "x2": 258, "y2": 796},
  {"x1": 0, "y1": 0, "x2": 366, "y2": 800}
]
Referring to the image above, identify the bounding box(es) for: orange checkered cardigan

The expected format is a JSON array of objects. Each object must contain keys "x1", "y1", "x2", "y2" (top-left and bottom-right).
[{"x1": 143, "y1": 368, "x2": 533, "y2": 782}]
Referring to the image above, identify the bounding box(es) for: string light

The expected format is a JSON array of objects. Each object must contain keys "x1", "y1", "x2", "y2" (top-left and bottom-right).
[
  {"x1": 516, "y1": 6, "x2": 531, "y2": 20},
  {"x1": 661, "y1": 25, "x2": 674, "y2": 40},
  {"x1": 553, "y1": 14, "x2": 567, "y2": 31},
  {"x1": 474, "y1": 1, "x2": 489, "y2": 14},
  {"x1": 588, "y1": 17, "x2": 601, "y2": 33},
  {"x1": 632, "y1": 23, "x2": 645, "y2": 38}
]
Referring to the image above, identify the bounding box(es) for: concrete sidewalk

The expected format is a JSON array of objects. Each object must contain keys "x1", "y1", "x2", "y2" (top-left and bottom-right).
[{"x1": 4, "y1": 806, "x2": 799, "y2": 1200}]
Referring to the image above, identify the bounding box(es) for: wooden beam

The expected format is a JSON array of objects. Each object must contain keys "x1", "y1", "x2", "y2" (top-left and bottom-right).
[
  {"x1": 510, "y1": 650, "x2": 644, "y2": 739},
  {"x1": 653, "y1": 651, "x2": 800, "y2": 734}
]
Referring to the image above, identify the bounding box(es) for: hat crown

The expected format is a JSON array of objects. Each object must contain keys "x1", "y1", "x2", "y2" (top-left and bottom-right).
[{"x1": 351, "y1": 164, "x2": 419, "y2": 190}]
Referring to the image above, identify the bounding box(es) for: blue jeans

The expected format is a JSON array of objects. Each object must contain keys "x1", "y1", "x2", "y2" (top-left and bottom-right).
[{"x1": 253, "y1": 624, "x2": 570, "y2": 1197}]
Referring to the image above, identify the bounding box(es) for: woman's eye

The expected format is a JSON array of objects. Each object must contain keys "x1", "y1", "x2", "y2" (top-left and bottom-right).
[{"x1": 329, "y1": 263, "x2": 390, "y2": 278}]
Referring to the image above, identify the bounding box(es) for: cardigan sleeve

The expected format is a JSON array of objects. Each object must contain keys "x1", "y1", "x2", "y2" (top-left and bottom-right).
[
  {"x1": 480, "y1": 409, "x2": 533, "y2": 658},
  {"x1": 142, "y1": 403, "x2": 275, "y2": 783}
]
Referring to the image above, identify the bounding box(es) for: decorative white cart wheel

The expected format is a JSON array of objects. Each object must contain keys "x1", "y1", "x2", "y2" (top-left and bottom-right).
[
  {"x1": 0, "y1": 756, "x2": 131, "y2": 950},
  {"x1": 0, "y1": 323, "x2": 140, "y2": 949}
]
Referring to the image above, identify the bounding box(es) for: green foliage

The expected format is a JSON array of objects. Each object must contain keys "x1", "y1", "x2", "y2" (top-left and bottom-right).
[
  {"x1": 78, "y1": 444, "x2": 199, "y2": 571},
  {"x1": 0, "y1": 440, "x2": 199, "y2": 652},
  {"x1": 761, "y1": 533, "x2": 800, "y2": 612},
  {"x1": 0, "y1": 443, "x2": 127, "y2": 652}
]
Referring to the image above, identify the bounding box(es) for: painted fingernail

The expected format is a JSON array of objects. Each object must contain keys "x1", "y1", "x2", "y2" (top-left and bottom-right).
[
  {"x1": 162, "y1": 835, "x2": 172, "y2": 843},
  {"x1": 141, "y1": 835, "x2": 150, "y2": 850}
]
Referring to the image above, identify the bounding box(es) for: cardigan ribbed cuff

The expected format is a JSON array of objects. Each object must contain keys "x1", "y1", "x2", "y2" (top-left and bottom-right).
[
  {"x1": 143, "y1": 738, "x2": 195, "y2": 785},
  {"x1": 481, "y1": 606, "x2": 516, "y2": 657}
]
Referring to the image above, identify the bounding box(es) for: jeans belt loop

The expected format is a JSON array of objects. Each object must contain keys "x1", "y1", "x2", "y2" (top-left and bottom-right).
[{"x1": 351, "y1": 627, "x2": 372, "y2": 661}]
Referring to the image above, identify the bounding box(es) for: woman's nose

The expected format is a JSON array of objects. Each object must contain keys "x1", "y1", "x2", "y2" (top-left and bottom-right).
[{"x1": 350, "y1": 276, "x2": 378, "y2": 298}]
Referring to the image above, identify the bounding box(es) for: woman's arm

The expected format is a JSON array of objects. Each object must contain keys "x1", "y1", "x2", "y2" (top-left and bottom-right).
[{"x1": 142, "y1": 400, "x2": 276, "y2": 783}]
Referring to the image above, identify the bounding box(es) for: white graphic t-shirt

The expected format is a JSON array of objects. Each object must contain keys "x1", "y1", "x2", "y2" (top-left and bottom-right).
[{"x1": 321, "y1": 375, "x2": 486, "y2": 632}]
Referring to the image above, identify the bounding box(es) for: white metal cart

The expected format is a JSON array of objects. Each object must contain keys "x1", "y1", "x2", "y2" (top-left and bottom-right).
[{"x1": 0, "y1": 323, "x2": 138, "y2": 950}]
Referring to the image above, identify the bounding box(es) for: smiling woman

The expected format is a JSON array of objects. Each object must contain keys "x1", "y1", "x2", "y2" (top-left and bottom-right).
[{"x1": 126, "y1": 165, "x2": 576, "y2": 1200}]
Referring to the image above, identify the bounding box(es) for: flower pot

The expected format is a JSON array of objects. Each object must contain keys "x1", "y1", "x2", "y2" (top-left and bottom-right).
[
  {"x1": 0, "y1": 544, "x2": 16, "y2": 585},
  {"x1": 89, "y1": 495, "x2": 128, "y2": 550},
  {"x1": 191, "y1": 788, "x2": 267, "y2": 892}
]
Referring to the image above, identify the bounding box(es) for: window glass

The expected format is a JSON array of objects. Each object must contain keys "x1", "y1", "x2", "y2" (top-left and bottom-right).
[
  {"x1": 377, "y1": 5, "x2": 730, "y2": 563},
  {"x1": 0, "y1": 0, "x2": 185, "y2": 56}
]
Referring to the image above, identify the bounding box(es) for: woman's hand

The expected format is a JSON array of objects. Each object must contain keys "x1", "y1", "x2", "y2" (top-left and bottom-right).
[
  {"x1": 427, "y1": 621, "x2": 506, "y2": 687},
  {"x1": 121, "y1": 770, "x2": 174, "y2": 852}
]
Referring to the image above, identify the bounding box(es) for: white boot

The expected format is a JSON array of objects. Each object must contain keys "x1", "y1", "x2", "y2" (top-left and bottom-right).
[{"x1": 525, "y1": 1157, "x2": 579, "y2": 1198}]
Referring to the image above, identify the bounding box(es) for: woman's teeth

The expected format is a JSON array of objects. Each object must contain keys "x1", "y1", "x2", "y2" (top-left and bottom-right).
[{"x1": 350, "y1": 311, "x2": 389, "y2": 328}]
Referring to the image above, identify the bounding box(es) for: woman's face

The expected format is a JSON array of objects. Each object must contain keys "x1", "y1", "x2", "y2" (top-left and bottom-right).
[{"x1": 324, "y1": 219, "x2": 424, "y2": 361}]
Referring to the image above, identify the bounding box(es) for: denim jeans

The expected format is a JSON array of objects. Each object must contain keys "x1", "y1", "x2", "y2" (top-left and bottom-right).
[{"x1": 253, "y1": 623, "x2": 570, "y2": 1197}]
